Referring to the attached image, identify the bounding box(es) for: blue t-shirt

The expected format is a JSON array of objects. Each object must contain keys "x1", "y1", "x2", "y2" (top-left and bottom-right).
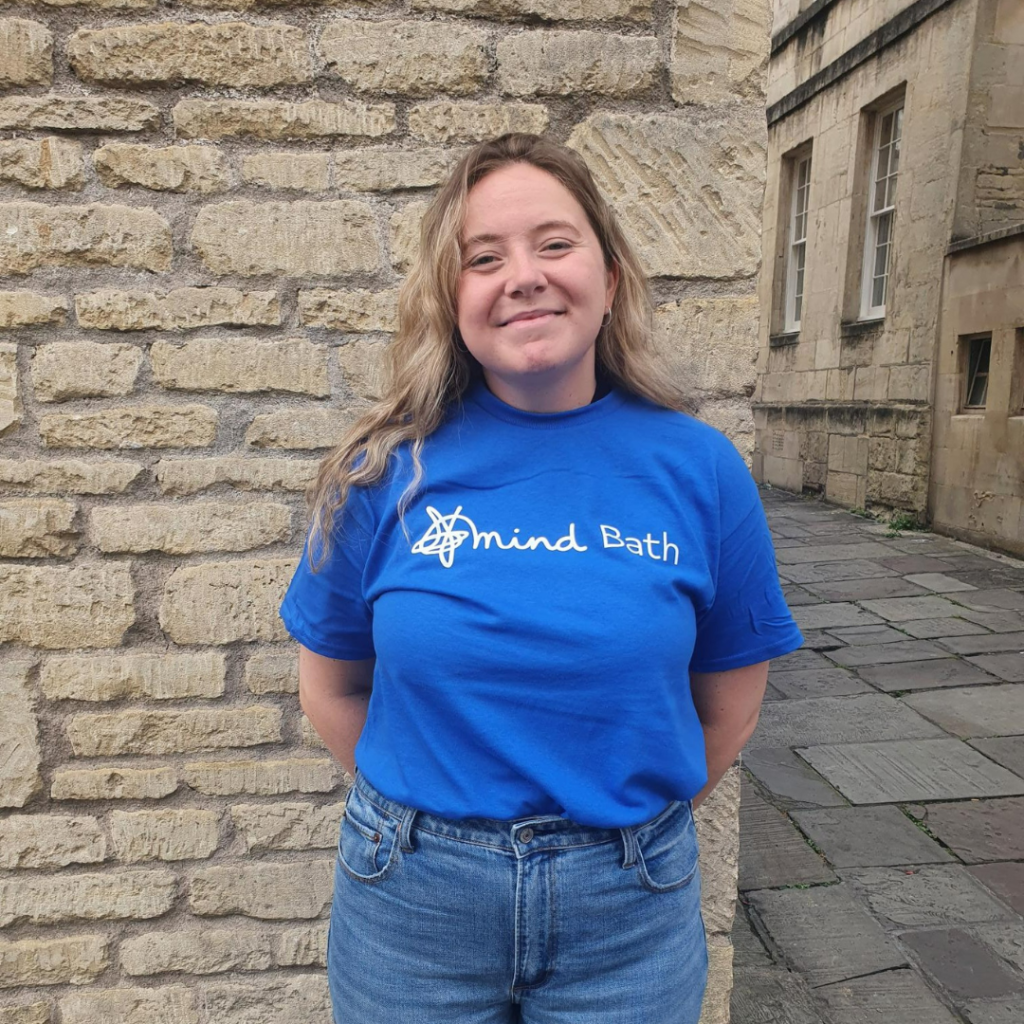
[{"x1": 279, "y1": 377, "x2": 803, "y2": 827}]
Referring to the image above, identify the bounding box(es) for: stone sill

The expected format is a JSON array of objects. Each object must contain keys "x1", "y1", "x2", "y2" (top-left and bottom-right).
[
  {"x1": 769, "y1": 331, "x2": 800, "y2": 348},
  {"x1": 840, "y1": 318, "x2": 885, "y2": 339}
]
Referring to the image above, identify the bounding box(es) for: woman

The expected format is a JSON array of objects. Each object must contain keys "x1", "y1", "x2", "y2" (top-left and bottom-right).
[{"x1": 279, "y1": 133, "x2": 803, "y2": 1024}]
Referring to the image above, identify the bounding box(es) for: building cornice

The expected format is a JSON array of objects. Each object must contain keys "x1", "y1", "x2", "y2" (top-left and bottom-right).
[{"x1": 947, "y1": 221, "x2": 1024, "y2": 255}]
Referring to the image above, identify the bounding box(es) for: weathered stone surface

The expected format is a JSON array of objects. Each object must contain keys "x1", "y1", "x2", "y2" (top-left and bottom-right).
[
  {"x1": 388, "y1": 199, "x2": 427, "y2": 272},
  {"x1": 781, "y1": 560, "x2": 898, "y2": 585},
  {"x1": 110, "y1": 809, "x2": 219, "y2": 862},
  {"x1": 968, "y1": 653, "x2": 1024, "y2": 682},
  {"x1": 670, "y1": 0, "x2": 770, "y2": 104},
  {"x1": 94, "y1": 144, "x2": 229, "y2": 193},
  {"x1": 0, "y1": 95, "x2": 159, "y2": 132},
  {"x1": 245, "y1": 406, "x2": 362, "y2": 449},
  {"x1": 334, "y1": 147, "x2": 456, "y2": 191},
  {"x1": 173, "y1": 98, "x2": 395, "y2": 141},
  {"x1": 77, "y1": 288, "x2": 279, "y2": 332},
  {"x1": 241, "y1": 151, "x2": 328, "y2": 191},
  {"x1": 68, "y1": 21, "x2": 311, "y2": 87},
  {"x1": 299, "y1": 289, "x2": 398, "y2": 334},
  {"x1": 815, "y1": 969, "x2": 961, "y2": 1024},
  {"x1": 246, "y1": 651, "x2": 298, "y2": 695},
  {"x1": 277, "y1": 923, "x2": 328, "y2": 968},
  {"x1": 901, "y1": 929, "x2": 1023, "y2": 1000},
  {"x1": 729, "y1": 966, "x2": 824, "y2": 1024},
  {"x1": 0, "y1": 291, "x2": 67, "y2": 328},
  {"x1": 694, "y1": 765, "x2": 739, "y2": 936},
  {"x1": 190, "y1": 861, "x2": 333, "y2": 919},
  {"x1": 40, "y1": 405, "x2": 217, "y2": 449},
  {"x1": 159, "y1": 559, "x2": 293, "y2": 644},
  {"x1": 856, "y1": 658, "x2": 998, "y2": 691},
  {"x1": 0, "y1": 935, "x2": 108, "y2": 988},
  {"x1": 0, "y1": 661, "x2": 42, "y2": 809},
  {"x1": 860, "y1": 595, "x2": 962, "y2": 621},
  {"x1": 411, "y1": 0, "x2": 651, "y2": 19},
  {"x1": 768, "y1": 666, "x2": 871, "y2": 699},
  {"x1": 300, "y1": 715, "x2": 328, "y2": 750},
  {"x1": 969, "y1": 862, "x2": 1024, "y2": 915},
  {"x1": 41, "y1": 652, "x2": 225, "y2": 702},
  {"x1": 66, "y1": 708, "x2": 282, "y2": 757},
  {"x1": 653, "y1": 297, "x2": 759, "y2": 399},
  {"x1": 154, "y1": 457, "x2": 316, "y2": 496},
  {"x1": 904, "y1": 685, "x2": 1024, "y2": 738},
  {"x1": 0, "y1": 138, "x2": 83, "y2": 190},
  {"x1": 790, "y1": 806, "x2": 953, "y2": 867},
  {"x1": 938, "y1": 631, "x2": 1024, "y2": 655},
  {"x1": 320, "y1": 20, "x2": 488, "y2": 97},
  {"x1": 337, "y1": 340, "x2": 387, "y2": 402},
  {"x1": 825, "y1": 640, "x2": 950, "y2": 667},
  {"x1": 152, "y1": 337, "x2": 329, "y2": 395},
  {"x1": 0, "y1": 344, "x2": 20, "y2": 436},
  {"x1": 900, "y1": 616, "x2": 989, "y2": 639},
  {"x1": 0, "y1": 564, "x2": 134, "y2": 648},
  {"x1": 32, "y1": 342, "x2": 142, "y2": 402},
  {"x1": 791, "y1": 603, "x2": 884, "y2": 630},
  {"x1": 121, "y1": 928, "x2": 275, "y2": 976},
  {"x1": 0, "y1": 203, "x2": 171, "y2": 275},
  {"x1": 922, "y1": 798, "x2": 1024, "y2": 863},
  {"x1": 568, "y1": 111, "x2": 765, "y2": 278},
  {"x1": 0, "y1": 458, "x2": 143, "y2": 494},
  {"x1": 183, "y1": 758, "x2": 337, "y2": 796},
  {"x1": 51, "y1": 767, "x2": 178, "y2": 802},
  {"x1": 741, "y1": 747, "x2": 845, "y2": 808},
  {"x1": 201, "y1": 976, "x2": 330, "y2": 1023},
  {"x1": 231, "y1": 802, "x2": 343, "y2": 852},
  {"x1": 0, "y1": 1005, "x2": 50, "y2": 1024},
  {"x1": 0, "y1": 498, "x2": 77, "y2": 557},
  {"x1": 970, "y1": 737, "x2": 1024, "y2": 780},
  {"x1": 499, "y1": 30, "x2": 656, "y2": 97},
  {"x1": 0, "y1": 870, "x2": 176, "y2": 926},
  {"x1": 0, "y1": 18, "x2": 52, "y2": 87},
  {"x1": 192, "y1": 201, "x2": 378, "y2": 276},
  {"x1": 0, "y1": 814, "x2": 105, "y2": 869},
  {"x1": 60, "y1": 987, "x2": 198, "y2": 1024},
  {"x1": 904, "y1": 572, "x2": 978, "y2": 593},
  {"x1": 408, "y1": 100, "x2": 548, "y2": 143},
  {"x1": 806, "y1": 576, "x2": 927, "y2": 600}
]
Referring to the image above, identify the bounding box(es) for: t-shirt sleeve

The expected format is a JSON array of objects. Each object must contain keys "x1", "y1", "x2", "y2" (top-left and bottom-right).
[
  {"x1": 688, "y1": 440, "x2": 804, "y2": 674},
  {"x1": 278, "y1": 492, "x2": 376, "y2": 661}
]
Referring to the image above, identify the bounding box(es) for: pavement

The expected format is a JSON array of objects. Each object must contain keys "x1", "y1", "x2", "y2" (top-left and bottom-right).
[{"x1": 730, "y1": 487, "x2": 1024, "y2": 1024}]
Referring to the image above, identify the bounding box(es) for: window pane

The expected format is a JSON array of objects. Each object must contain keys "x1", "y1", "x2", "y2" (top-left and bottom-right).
[{"x1": 965, "y1": 337, "x2": 992, "y2": 408}]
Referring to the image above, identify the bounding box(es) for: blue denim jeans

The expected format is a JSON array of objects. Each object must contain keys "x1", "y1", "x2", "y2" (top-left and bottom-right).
[{"x1": 327, "y1": 767, "x2": 708, "y2": 1023}]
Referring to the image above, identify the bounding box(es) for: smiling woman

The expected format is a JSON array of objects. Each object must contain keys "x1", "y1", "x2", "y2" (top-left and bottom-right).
[{"x1": 278, "y1": 133, "x2": 803, "y2": 1024}]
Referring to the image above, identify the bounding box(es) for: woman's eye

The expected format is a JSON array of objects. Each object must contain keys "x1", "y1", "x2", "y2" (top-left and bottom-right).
[
  {"x1": 545, "y1": 241, "x2": 571, "y2": 252},
  {"x1": 468, "y1": 255, "x2": 496, "y2": 267}
]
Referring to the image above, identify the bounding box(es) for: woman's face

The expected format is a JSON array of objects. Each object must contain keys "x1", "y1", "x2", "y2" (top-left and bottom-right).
[{"x1": 456, "y1": 162, "x2": 618, "y2": 409}]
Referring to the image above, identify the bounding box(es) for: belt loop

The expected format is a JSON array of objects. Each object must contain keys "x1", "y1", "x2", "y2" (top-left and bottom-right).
[
  {"x1": 619, "y1": 826, "x2": 638, "y2": 869},
  {"x1": 398, "y1": 804, "x2": 418, "y2": 853}
]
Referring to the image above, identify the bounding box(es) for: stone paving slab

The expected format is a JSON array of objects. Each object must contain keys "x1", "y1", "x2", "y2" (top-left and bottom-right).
[
  {"x1": 804, "y1": 576, "x2": 924, "y2": 601},
  {"x1": 747, "y1": 884, "x2": 907, "y2": 987},
  {"x1": 730, "y1": 967, "x2": 827, "y2": 1024},
  {"x1": 842, "y1": 865, "x2": 1016, "y2": 928},
  {"x1": 969, "y1": 737, "x2": 1024, "y2": 779},
  {"x1": 825, "y1": 640, "x2": 950, "y2": 667},
  {"x1": 968, "y1": 654, "x2": 1024, "y2": 682},
  {"x1": 770, "y1": 648, "x2": 833, "y2": 672},
  {"x1": 900, "y1": 616, "x2": 991, "y2": 639},
  {"x1": 731, "y1": 901, "x2": 773, "y2": 969},
  {"x1": 968, "y1": 863, "x2": 1024, "y2": 915},
  {"x1": 796, "y1": 739, "x2": 1024, "y2": 804},
  {"x1": 856, "y1": 657, "x2": 999, "y2": 692},
  {"x1": 938, "y1": 631, "x2": 1024, "y2": 656},
  {"x1": 879, "y1": 555, "x2": 961, "y2": 574},
  {"x1": 963, "y1": 997, "x2": 1024, "y2": 1023},
  {"x1": 901, "y1": 928, "x2": 1023, "y2": 1000},
  {"x1": 782, "y1": 585, "x2": 822, "y2": 606},
  {"x1": 741, "y1": 749, "x2": 847, "y2": 809},
  {"x1": 921, "y1": 797, "x2": 1024, "y2": 863},
  {"x1": 814, "y1": 969, "x2": 961, "y2": 1024},
  {"x1": 778, "y1": 560, "x2": 898, "y2": 585},
  {"x1": 775, "y1": 542, "x2": 895, "y2": 565},
  {"x1": 956, "y1": 608, "x2": 1024, "y2": 633},
  {"x1": 791, "y1": 603, "x2": 885, "y2": 630},
  {"x1": 768, "y1": 666, "x2": 872, "y2": 699},
  {"x1": 975, "y1": 920, "x2": 1024, "y2": 973},
  {"x1": 790, "y1": 805, "x2": 954, "y2": 867},
  {"x1": 905, "y1": 573, "x2": 979, "y2": 593},
  {"x1": 957, "y1": 589, "x2": 1024, "y2": 613},
  {"x1": 825, "y1": 624, "x2": 907, "y2": 645},
  {"x1": 860, "y1": 595, "x2": 963, "y2": 622},
  {"x1": 903, "y1": 685, "x2": 1024, "y2": 737},
  {"x1": 750, "y1": 695, "x2": 945, "y2": 749},
  {"x1": 798, "y1": 630, "x2": 843, "y2": 651}
]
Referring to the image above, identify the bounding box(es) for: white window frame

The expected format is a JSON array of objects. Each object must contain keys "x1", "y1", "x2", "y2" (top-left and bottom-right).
[
  {"x1": 860, "y1": 100, "x2": 903, "y2": 319},
  {"x1": 784, "y1": 154, "x2": 812, "y2": 332}
]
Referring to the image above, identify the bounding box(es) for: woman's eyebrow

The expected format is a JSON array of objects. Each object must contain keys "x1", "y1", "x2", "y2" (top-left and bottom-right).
[{"x1": 463, "y1": 220, "x2": 582, "y2": 247}]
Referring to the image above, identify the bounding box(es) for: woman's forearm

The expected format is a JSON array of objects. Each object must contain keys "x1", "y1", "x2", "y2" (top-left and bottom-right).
[
  {"x1": 691, "y1": 718, "x2": 757, "y2": 810},
  {"x1": 300, "y1": 688, "x2": 370, "y2": 779}
]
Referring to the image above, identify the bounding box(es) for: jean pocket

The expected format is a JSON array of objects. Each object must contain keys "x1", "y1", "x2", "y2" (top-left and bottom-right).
[
  {"x1": 633, "y1": 800, "x2": 700, "y2": 894},
  {"x1": 338, "y1": 786, "x2": 399, "y2": 885}
]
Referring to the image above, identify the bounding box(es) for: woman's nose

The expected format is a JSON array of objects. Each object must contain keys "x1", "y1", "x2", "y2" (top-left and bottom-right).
[{"x1": 504, "y1": 250, "x2": 547, "y2": 295}]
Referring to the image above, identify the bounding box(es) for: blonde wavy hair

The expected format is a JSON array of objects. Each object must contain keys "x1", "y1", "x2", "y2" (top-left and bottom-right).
[{"x1": 304, "y1": 132, "x2": 692, "y2": 571}]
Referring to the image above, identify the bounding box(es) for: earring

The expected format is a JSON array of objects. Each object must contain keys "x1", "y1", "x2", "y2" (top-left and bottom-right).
[{"x1": 601, "y1": 308, "x2": 612, "y2": 327}]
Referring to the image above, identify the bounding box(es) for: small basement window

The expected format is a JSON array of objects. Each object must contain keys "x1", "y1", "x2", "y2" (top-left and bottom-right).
[{"x1": 963, "y1": 335, "x2": 991, "y2": 410}]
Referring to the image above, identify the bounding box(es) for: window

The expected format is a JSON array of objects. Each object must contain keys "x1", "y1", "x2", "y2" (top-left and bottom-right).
[
  {"x1": 963, "y1": 334, "x2": 991, "y2": 410},
  {"x1": 784, "y1": 155, "x2": 811, "y2": 331},
  {"x1": 861, "y1": 102, "x2": 903, "y2": 318}
]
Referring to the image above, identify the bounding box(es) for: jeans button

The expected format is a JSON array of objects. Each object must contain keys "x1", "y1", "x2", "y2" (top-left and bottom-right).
[{"x1": 519, "y1": 827, "x2": 534, "y2": 843}]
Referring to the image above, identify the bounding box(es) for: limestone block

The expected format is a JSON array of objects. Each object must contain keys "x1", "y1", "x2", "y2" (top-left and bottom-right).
[
  {"x1": 94, "y1": 144, "x2": 229, "y2": 193},
  {"x1": 0, "y1": 19, "x2": 52, "y2": 87},
  {"x1": 568, "y1": 110, "x2": 766, "y2": 278},
  {"x1": 0, "y1": 499, "x2": 78, "y2": 557},
  {"x1": 389, "y1": 200, "x2": 428, "y2": 272},
  {"x1": 68, "y1": 21, "x2": 311, "y2": 88},
  {"x1": 121, "y1": 928, "x2": 275, "y2": 976},
  {"x1": 497, "y1": 31, "x2": 658, "y2": 97},
  {"x1": 698, "y1": 938, "x2": 734, "y2": 1024},
  {"x1": 51, "y1": 767, "x2": 179, "y2": 802},
  {"x1": 337, "y1": 340, "x2": 387, "y2": 401},
  {"x1": 230, "y1": 802, "x2": 344, "y2": 852},
  {"x1": 0, "y1": 203, "x2": 171, "y2": 275},
  {"x1": 151, "y1": 337, "x2": 329, "y2": 395},
  {"x1": 333, "y1": 147, "x2": 456, "y2": 191},
  {"x1": 0, "y1": 870, "x2": 177, "y2": 926},
  {"x1": 41, "y1": 651, "x2": 226, "y2": 702},
  {"x1": 190, "y1": 861, "x2": 333, "y2": 919},
  {"x1": 245, "y1": 651, "x2": 299, "y2": 694},
  {"x1": 698, "y1": 398, "x2": 755, "y2": 461},
  {"x1": 0, "y1": 291, "x2": 68, "y2": 328},
  {"x1": 91, "y1": 501, "x2": 290, "y2": 554},
  {"x1": 39, "y1": 405, "x2": 217, "y2": 449},
  {"x1": 0, "y1": 459, "x2": 143, "y2": 494},
  {"x1": 154, "y1": 457, "x2": 316, "y2": 496},
  {"x1": 0, "y1": 345, "x2": 21, "y2": 437},
  {"x1": 245, "y1": 407, "x2": 363, "y2": 449},
  {"x1": 110, "y1": 810, "x2": 219, "y2": 862},
  {"x1": 76, "y1": 287, "x2": 280, "y2": 331},
  {"x1": 0, "y1": 95, "x2": 159, "y2": 132},
  {"x1": 408, "y1": 100, "x2": 549, "y2": 143},
  {"x1": 66, "y1": 707, "x2": 282, "y2": 756},
  {"x1": 191, "y1": 201, "x2": 379, "y2": 277},
  {"x1": 60, "y1": 988, "x2": 198, "y2": 1024},
  {"x1": 276, "y1": 924, "x2": 328, "y2": 967},
  {"x1": 0, "y1": 138, "x2": 84, "y2": 190},
  {"x1": 0, "y1": 564, "x2": 134, "y2": 649},
  {"x1": 696, "y1": 764, "x2": 740, "y2": 936},
  {"x1": 299, "y1": 288, "x2": 398, "y2": 332},
  {"x1": 0, "y1": 1005, "x2": 50, "y2": 1024},
  {"x1": 173, "y1": 98, "x2": 395, "y2": 141},
  {"x1": 183, "y1": 759, "x2": 337, "y2": 796},
  {"x1": 32, "y1": 342, "x2": 142, "y2": 402},
  {"x1": 0, "y1": 815, "x2": 105, "y2": 869},
  {"x1": 0, "y1": 661, "x2": 42, "y2": 808},
  {"x1": 670, "y1": 0, "x2": 771, "y2": 104},
  {"x1": 0, "y1": 936, "x2": 108, "y2": 988},
  {"x1": 200, "y1": 976, "x2": 330, "y2": 1023},
  {"x1": 411, "y1": 0, "x2": 651, "y2": 20},
  {"x1": 241, "y1": 151, "x2": 329, "y2": 191},
  {"x1": 319, "y1": 20, "x2": 489, "y2": 96}
]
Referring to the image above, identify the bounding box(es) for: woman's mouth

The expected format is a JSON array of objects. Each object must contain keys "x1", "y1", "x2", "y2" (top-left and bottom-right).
[{"x1": 501, "y1": 311, "x2": 563, "y2": 328}]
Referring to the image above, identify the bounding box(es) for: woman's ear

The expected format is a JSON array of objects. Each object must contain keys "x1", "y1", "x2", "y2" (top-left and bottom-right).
[{"x1": 605, "y1": 259, "x2": 621, "y2": 308}]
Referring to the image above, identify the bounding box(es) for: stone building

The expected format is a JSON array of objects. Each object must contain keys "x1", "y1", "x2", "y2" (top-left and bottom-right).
[{"x1": 753, "y1": 0, "x2": 1024, "y2": 555}]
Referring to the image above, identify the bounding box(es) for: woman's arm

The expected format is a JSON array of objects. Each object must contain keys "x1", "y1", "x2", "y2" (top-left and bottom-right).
[
  {"x1": 688, "y1": 661, "x2": 769, "y2": 810},
  {"x1": 298, "y1": 645, "x2": 376, "y2": 779}
]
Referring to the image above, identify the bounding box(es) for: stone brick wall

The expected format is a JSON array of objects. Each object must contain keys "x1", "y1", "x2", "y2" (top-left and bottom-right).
[{"x1": 0, "y1": 3, "x2": 770, "y2": 1022}]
